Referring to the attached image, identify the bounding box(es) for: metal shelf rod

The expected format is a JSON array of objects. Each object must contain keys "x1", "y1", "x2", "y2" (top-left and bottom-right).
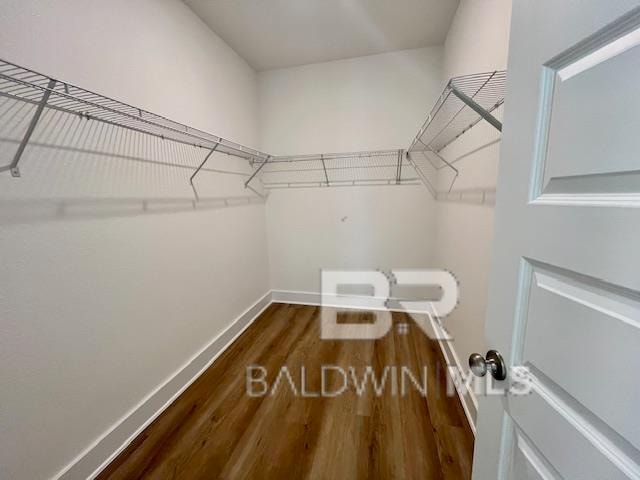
[
  {"x1": 263, "y1": 178, "x2": 421, "y2": 189},
  {"x1": 449, "y1": 85, "x2": 502, "y2": 132}
]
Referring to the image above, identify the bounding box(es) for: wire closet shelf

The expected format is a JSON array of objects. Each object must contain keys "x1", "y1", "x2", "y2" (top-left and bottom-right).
[
  {"x1": 0, "y1": 58, "x2": 418, "y2": 189},
  {"x1": 0, "y1": 58, "x2": 506, "y2": 196},
  {"x1": 260, "y1": 149, "x2": 419, "y2": 189},
  {"x1": 409, "y1": 70, "x2": 506, "y2": 154},
  {"x1": 0, "y1": 58, "x2": 270, "y2": 178},
  {"x1": 407, "y1": 70, "x2": 506, "y2": 197}
]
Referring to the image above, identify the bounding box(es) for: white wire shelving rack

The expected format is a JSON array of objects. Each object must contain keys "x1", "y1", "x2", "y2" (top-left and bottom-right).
[
  {"x1": 259, "y1": 149, "x2": 420, "y2": 189},
  {"x1": 0, "y1": 58, "x2": 269, "y2": 187},
  {"x1": 407, "y1": 70, "x2": 507, "y2": 197},
  {"x1": 0, "y1": 58, "x2": 506, "y2": 199},
  {"x1": 0, "y1": 58, "x2": 420, "y2": 191}
]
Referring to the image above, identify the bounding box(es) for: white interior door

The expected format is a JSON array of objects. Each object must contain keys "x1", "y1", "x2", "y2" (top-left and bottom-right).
[{"x1": 473, "y1": 1, "x2": 640, "y2": 478}]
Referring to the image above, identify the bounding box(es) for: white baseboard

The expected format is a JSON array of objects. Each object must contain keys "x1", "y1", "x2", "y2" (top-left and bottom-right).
[
  {"x1": 55, "y1": 291, "x2": 272, "y2": 480},
  {"x1": 271, "y1": 289, "x2": 408, "y2": 312},
  {"x1": 55, "y1": 290, "x2": 475, "y2": 479},
  {"x1": 436, "y1": 337, "x2": 478, "y2": 435},
  {"x1": 271, "y1": 289, "x2": 323, "y2": 305}
]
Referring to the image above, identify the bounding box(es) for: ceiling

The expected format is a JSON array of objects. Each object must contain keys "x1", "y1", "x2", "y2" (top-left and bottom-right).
[{"x1": 184, "y1": 0, "x2": 460, "y2": 71}]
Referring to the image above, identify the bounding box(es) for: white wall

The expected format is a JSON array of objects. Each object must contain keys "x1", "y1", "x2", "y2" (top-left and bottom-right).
[
  {"x1": 258, "y1": 48, "x2": 442, "y2": 293},
  {"x1": 442, "y1": 0, "x2": 513, "y2": 80},
  {"x1": 435, "y1": 0, "x2": 512, "y2": 424},
  {"x1": 0, "y1": 1, "x2": 511, "y2": 475},
  {"x1": 0, "y1": 1, "x2": 270, "y2": 479},
  {"x1": 259, "y1": 48, "x2": 443, "y2": 155}
]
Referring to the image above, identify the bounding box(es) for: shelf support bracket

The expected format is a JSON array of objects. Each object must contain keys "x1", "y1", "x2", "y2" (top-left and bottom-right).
[
  {"x1": 321, "y1": 154, "x2": 329, "y2": 186},
  {"x1": 428, "y1": 148, "x2": 459, "y2": 192},
  {"x1": 395, "y1": 149, "x2": 403, "y2": 184},
  {"x1": 9, "y1": 78, "x2": 56, "y2": 177},
  {"x1": 449, "y1": 84, "x2": 502, "y2": 132},
  {"x1": 190, "y1": 142, "x2": 219, "y2": 200},
  {"x1": 406, "y1": 152, "x2": 436, "y2": 198},
  {"x1": 244, "y1": 155, "x2": 270, "y2": 188}
]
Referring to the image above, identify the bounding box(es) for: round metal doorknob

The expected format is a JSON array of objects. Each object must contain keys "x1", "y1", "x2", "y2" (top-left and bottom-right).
[{"x1": 468, "y1": 350, "x2": 507, "y2": 381}]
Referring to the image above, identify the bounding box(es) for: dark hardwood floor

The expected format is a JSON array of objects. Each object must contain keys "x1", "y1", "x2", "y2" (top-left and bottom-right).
[{"x1": 98, "y1": 303, "x2": 474, "y2": 479}]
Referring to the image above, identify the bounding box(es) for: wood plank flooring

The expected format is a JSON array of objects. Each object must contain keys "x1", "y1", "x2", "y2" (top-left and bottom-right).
[{"x1": 98, "y1": 303, "x2": 474, "y2": 479}]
